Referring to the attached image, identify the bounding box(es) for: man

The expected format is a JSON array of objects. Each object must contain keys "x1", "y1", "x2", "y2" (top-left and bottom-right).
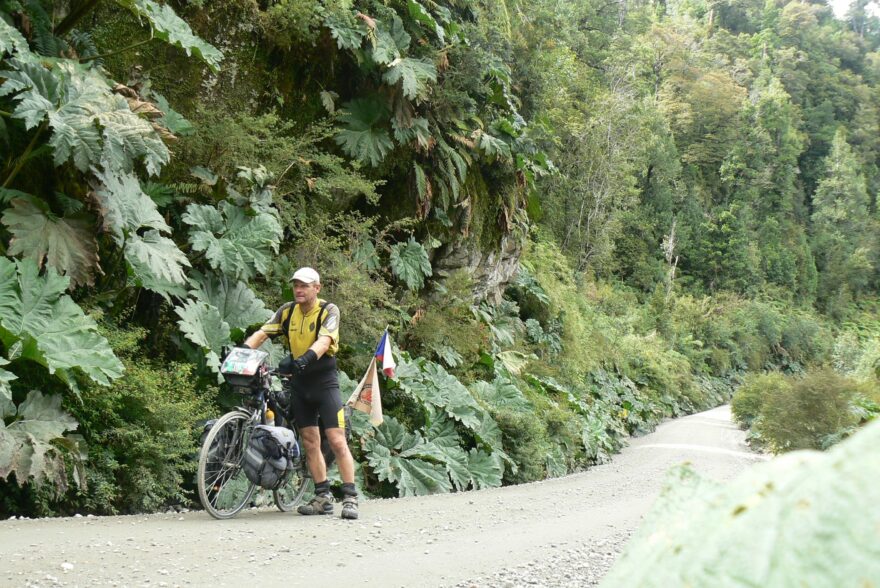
[{"x1": 243, "y1": 267, "x2": 359, "y2": 520}]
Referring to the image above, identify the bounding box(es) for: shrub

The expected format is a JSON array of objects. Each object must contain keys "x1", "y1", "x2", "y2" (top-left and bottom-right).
[
  {"x1": 492, "y1": 408, "x2": 551, "y2": 484},
  {"x1": 757, "y1": 369, "x2": 862, "y2": 452},
  {"x1": 731, "y1": 372, "x2": 789, "y2": 428},
  {"x1": 63, "y1": 326, "x2": 217, "y2": 514}
]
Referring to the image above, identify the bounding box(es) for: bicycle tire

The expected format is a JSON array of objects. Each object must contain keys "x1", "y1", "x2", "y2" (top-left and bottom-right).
[
  {"x1": 197, "y1": 410, "x2": 258, "y2": 519},
  {"x1": 273, "y1": 463, "x2": 310, "y2": 512}
]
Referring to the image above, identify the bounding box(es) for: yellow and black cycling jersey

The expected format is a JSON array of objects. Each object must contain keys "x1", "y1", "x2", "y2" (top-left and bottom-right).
[{"x1": 260, "y1": 299, "x2": 339, "y2": 358}]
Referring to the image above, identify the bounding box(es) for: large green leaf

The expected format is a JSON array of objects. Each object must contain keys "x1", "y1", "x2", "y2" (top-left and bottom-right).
[
  {"x1": 0, "y1": 17, "x2": 28, "y2": 56},
  {"x1": 468, "y1": 448, "x2": 503, "y2": 489},
  {"x1": 1, "y1": 197, "x2": 99, "y2": 288},
  {"x1": 370, "y1": 15, "x2": 410, "y2": 65},
  {"x1": 124, "y1": 230, "x2": 191, "y2": 299},
  {"x1": 0, "y1": 357, "x2": 16, "y2": 418},
  {"x1": 183, "y1": 201, "x2": 282, "y2": 281},
  {"x1": 324, "y1": 11, "x2": 367, "y2": 51},
  {"x1": 363, "y1": 415, "x2": 452, "y2": 497},
  {"x1": 393, "y1": 117, "x2": 431, "y2": 148},
  {"x1": 600, "y1": 420, "x2": 880, "y2": 588},
  {"x1": 335, "y1": 97, "x2": 394, "y2": 167},
  {"x1": 0, "y1": 58, "x2": 170, "y2": 175},
  {"x1": 470, "y1": 376, "x2": 531, "y2": 412},
  {"x1": 0, "y1": 258, "x2": 123, "y2": 389},
  {"x1": 174, "y1": 299, "x2": 232, "y2": 370},
  {"x1": 390, "y1": 237, "x2": 432, "y2": 291},
  {"x1": 189, "y1": 272, "x2": 271, "y2": 338},
  {"x1": 407, "y1": 0, "x2": 445, "y2": 43},
  {"x1": 383, "y1": 58, "x2": 437, "y2": 101},
  {"x1": 93, "y1": 169, "x2": 171, "y2": 245},
  {"x1": 114, "y1": 0, "x2": 223, "y2": 72},
  {"x1": 396, "y1": 357, "x2": 484, "y2": 432},
  {"x1": 0, "y1": 389, "x2": 85, "y2": 493}
]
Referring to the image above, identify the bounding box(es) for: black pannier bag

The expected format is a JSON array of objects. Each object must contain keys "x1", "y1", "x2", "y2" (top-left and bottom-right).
[{"x1": 242, "y1": 425, "x2": 300, "y2": 489}]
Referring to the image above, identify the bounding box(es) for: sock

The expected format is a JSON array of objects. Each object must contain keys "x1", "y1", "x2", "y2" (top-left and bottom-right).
[
  {"x1": 315, "y1": 480, "x2": 331, "y2": 495},
  {"x1": 341, "y1": 482, "x2": 357, "y2": 497}
]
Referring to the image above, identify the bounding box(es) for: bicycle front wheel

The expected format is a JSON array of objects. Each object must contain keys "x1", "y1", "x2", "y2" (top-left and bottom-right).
[
  {"x1": 197, "y1": 410, "x2": 257, "y2": 519},
  {"x1": 274, "y1": 461, "x2": 310, "y2": 512}
]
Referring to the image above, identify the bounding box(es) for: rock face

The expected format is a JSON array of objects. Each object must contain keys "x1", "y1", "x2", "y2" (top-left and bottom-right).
[{"x1": 433, "y1": 232, "x2": 523, "y2": 303}]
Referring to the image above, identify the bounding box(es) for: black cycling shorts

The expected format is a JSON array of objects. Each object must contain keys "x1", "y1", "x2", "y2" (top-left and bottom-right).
[{"x1": 288, "y1": 363, "x2": 345, "y2": 430}]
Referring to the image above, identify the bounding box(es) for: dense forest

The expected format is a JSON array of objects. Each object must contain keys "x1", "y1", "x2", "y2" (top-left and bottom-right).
[{"x1": 1, "y1": 0, "x2": 878, "y2": 516}]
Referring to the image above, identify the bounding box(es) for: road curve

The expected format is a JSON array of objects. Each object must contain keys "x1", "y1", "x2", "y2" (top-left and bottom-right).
[{"x1": 1, "y1": 405, "x2": 763, "y2": 588}]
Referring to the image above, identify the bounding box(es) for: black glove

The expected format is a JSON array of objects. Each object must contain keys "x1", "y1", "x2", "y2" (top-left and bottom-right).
[{"x1": 292, "y1": 349, "x2": 318, "y2": 374}]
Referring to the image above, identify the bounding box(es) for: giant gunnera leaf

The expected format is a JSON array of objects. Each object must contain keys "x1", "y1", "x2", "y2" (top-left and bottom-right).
[
  {"x1": 189, "y1": 271, "x2": 271, "y2": 340},
  {"x1": 1, "y1": 196, "x2": 99, "y2": 288},
  {"x1": 334, "y1": 97, "x2": 394, "y2": 167},
  {"x1": 600, "y1": 419, "x2": 880, "y2": 588},
  {"x1": 383, "y1": 57, "x2": 437, "y2": 101},
  {"x1": 182, "y1": 201, "x2": 282, "y2": 281},
  {"x1": 0, "y1": 58, "x2": 170, "y2": 175},
  {"x1": 93, "y1": 168, "x2": 189, "y2": 299},
  {"x1": 389, "y1": 237, "x2": 432, "y2": 291},
  {"x1": 0, "y1": 258, "x2": 123, "y2": 391},
  {"x1": 0, "y1": 389, "x2": 86, "y2": 494},
  {"x1": 113, "y1": 0, "x2": 223, "y2": 72},
  {"x1": 0, "y1": 357, "x2": 16, "y2": 418},
  {"x1": 362, "y1": 415, "x2": 452, "y2": 497},
  {"x1": 174, "y1": 299, "x2": 232, "y2": 372},
  {"x1": 0, "y1": 17, "x2": 28, "y2": 56}
]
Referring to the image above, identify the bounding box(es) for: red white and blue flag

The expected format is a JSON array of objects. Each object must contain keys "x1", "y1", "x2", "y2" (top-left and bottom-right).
[{"x1": 374, "y1": 330, "x2": 397, "y2": 378}]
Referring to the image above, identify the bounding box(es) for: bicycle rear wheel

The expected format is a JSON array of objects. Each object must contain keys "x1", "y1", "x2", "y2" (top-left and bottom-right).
[
  {"x1": 273, "y1": 461, "x2": 310, "y2": 512},
  {"x1": 197, "y1": 410, "x2": 257, "y2": 519}
]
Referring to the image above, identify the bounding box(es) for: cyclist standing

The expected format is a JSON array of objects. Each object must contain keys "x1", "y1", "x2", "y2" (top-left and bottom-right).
[{"x1": 243, "y1": 267, "x2": 359, "y2": 520}]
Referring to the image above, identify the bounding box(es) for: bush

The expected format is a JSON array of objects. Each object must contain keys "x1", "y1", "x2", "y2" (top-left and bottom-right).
[
  {"x1": 731, "y1": 372, "x2": 789, "y2": 428},
  {"x1": 757, "y1": 369, "x2": 862, "y2": 452},
  {"x1": 63, "y1": 326, "x2": 217, "y2": 514},
  {"x1": 492, "y1": 408, "x2": 551, "y2": 484}
]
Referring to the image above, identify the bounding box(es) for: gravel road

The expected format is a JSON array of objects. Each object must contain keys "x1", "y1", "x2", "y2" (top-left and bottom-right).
[{"x1": 0, "y1": 405, "x2": 764, "y2": 588}]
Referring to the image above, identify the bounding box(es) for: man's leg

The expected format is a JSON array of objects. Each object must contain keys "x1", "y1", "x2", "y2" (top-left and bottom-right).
[
  {"x1": 297, "y1": 426, "x2": 333, "y2": 515},
  {"x1": 324, "y1": 427, "x2": 358, "y2": 519}
]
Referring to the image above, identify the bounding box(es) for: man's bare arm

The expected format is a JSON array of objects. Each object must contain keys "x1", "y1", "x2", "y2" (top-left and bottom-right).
[{"x1": 243, "y1": 330, "x2": 268, "y2": 349}]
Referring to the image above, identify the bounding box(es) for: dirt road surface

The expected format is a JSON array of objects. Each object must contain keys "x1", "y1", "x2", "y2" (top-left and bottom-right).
[{"x1": 1, "y1": 405, "x2": 765, "y2": 588}]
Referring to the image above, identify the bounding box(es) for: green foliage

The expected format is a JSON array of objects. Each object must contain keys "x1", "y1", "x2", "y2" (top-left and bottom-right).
[
  {"x1": 757, "y1": 369, "x2": 865, "y2": 452},
  {"x1": 334, "y1": 97, "x2": 395, "y2": 167},
  {"x1": 0, "y1": 258, "x2": 123, "y2": 391},
  {"x1": 0, "y1": 389, "x2": 85, "y2": 495},
  {"x1": 731, "y1": 372, "x2": 789, "y2": 428},
  {"x1": 1, "y1": 195, "x2": 99, "y2": 288},
  {"x1": 173, "y1": 299, "x2": 231, "y2": 372},
  {"x1": 389, "y1": 238, "x2": 432, "y2": 291},
  {"x1": 405, "y1": 270, "x2": 487, "y2": 368},
  {"x1": 601, "y1": 421, "x2": 880, "y2": 588},
  {"x1": 383, "y1": 58, "x2": 437, "y2": 101},
  {"x1": 0, "y1": 57, "x2": 170, "y2": 175},
  {"x1": 114, "y1": 0, "x2": 223, "y2": 71},
  {"x1": 63, "y1": 325, "x2": 216, "y2": 514},
  {"x1": 183, "y1": 200, "x2": 282, "y2": 281}
]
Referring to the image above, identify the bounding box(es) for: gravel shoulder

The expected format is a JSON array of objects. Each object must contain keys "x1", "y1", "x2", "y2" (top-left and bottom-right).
[{"x1": 0, "y1": 405, "x2": 763, "y2": 588}]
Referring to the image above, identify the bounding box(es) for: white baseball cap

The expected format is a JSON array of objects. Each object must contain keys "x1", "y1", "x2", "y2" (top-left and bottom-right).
[{"x1": 290, "y1": 267, "x2": 320, "y2": 284}]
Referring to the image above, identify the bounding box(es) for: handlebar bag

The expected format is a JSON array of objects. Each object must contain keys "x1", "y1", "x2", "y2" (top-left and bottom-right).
[{"x1": 242, "y1": 425, "x2": 300, "y2": 489}]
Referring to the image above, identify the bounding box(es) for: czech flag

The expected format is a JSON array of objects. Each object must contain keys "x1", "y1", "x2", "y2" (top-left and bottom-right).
[{"x1": 375, "y1": 330, "x2": 397, "y2": 378}]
